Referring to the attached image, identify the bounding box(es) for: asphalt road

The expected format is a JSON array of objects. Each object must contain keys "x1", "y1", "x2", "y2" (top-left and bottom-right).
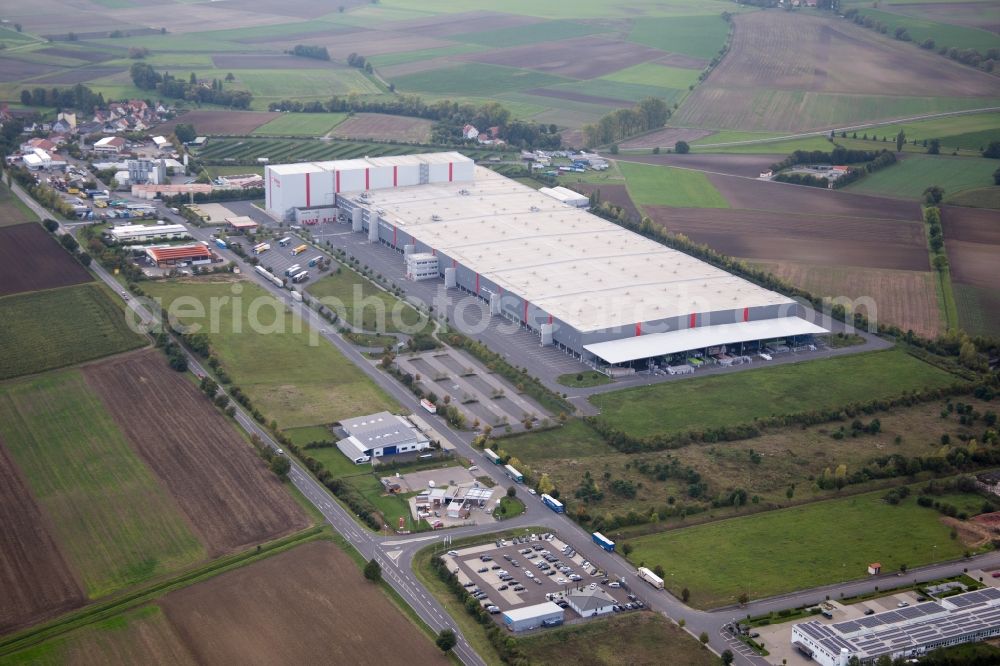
[{"x1": 28, "y1": 186, "x2": 1000, "y2": 666}]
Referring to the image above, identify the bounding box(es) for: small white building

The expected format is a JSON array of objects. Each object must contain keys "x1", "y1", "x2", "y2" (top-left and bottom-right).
[
  {"x1": 152, "y1": 135, "x2": 172, "y2": 151},
  {"x1": 565, "y1": 587, "x2": 617, "y2": 618},
  {"x1": 462, "y1": 124, "x2": 479, "y2": 140},
  {"x1": 336, "y1": 411, "x2": 430, "y2": 464},
  {"x1": 539, "y1": 186, "x2": 589, "y2": 208},
  {"x1": 502, "y1": 602, "x2": 563, "y2": 632}
]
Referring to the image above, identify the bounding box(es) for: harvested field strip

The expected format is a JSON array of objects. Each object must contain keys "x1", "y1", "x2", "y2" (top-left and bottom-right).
[
  {"x1": 143, "y1": 279, "x2": 397, "y2": 427},
  {"x1": 157, "y1": 541, "x2": 449, "y2": 665},
  {"x1": 618, "y1": 161, "x2": 728, "y2": 209},
  {"x1": 603, "y1": 62, "x2": 702, "y2": 89},
  {"x1": 392, "y1": 63, "x2": 571, "y2": 96},
  {"x1": 748, "y1": 260, "x2": 942, "y2": 339},
  {"x1": 953, "y1": 283, "x2": 1000, "y2": 337},
  {"x1": 0, "y1": 444, "x2": 84, "y2": 636},
  {"x1": 0, "y1": 283, "x2": 147, "y2": 381},
  {"x1": 156, "y1": 110, "x2": 280, "y2": 136},
  {"x1": 0, "y1": 370, "x2": 204, "y2": 599},
  {"x1": 590, "y1": 349, "x2": 962, "y2": 440},
  {"x1": 330, "y1": 113, "x2": 433, "y2": 143},
  {"x1": 250, "y1": 113, "x2": 348, "y2": 136},
  {"x1": 83, "y1": 351, "x2": 308, "y2": 557},
  {"x1": 0, "y1": 223, "x2": 91, "y2": 297}
]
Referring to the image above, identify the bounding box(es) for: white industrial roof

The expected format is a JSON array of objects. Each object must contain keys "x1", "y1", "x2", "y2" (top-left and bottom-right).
[
  {"x1": 503, "y1": 601, "x2": 563, "y2": 621},
  {"x1": 355, "y1": 167, "x2": 794, "y2": 332},
  {"x1": 584, "y1": 317, "x2": 828, "y2": 364},
  {"x1": 268, "y1": 151, "x2": 472, "y2": 176}
]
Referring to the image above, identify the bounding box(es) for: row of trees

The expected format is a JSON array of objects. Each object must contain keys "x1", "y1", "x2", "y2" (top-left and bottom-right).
[
  {"x1": 582, "y1": 97, "x2": 671, "y2": 148},
  {"x1": 345, "y1": 52, "x2": 373, "y2": 74},
  {"x1": 18, "y1": 83, "x2": 105, "y2": 114},
  {"x1": 130, "y1": 63, "x2": 251, "y2": 108},
  {"x1": 288, "y1": 44, "x2": 329, "y2": 61}
]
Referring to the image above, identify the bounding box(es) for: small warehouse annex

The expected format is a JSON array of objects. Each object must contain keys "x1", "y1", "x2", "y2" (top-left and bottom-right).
[{"x1": 265, "y1": 153, "x2": 827, "y2": 368}]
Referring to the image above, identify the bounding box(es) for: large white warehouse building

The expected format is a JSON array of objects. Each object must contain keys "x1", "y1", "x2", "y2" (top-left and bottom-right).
[{"x1": 264, "y1": 152, "x2": 827, "y2": 366}]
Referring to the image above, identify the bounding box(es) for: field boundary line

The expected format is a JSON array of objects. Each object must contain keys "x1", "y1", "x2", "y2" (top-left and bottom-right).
[{"x1": 0, "y1": 526, "x2": 323, "y2": 657}]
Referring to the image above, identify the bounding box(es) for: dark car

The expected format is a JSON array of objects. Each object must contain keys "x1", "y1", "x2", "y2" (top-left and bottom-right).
[
  {"x1": 864, "y1": 609, "x2": 875, "y2": 615},
  {"x1": 513, "y1": 585, "x2": 525, "y2": 591},
  {"x1": 498, "y1": 584, "x2": 509, "y2": 591}
]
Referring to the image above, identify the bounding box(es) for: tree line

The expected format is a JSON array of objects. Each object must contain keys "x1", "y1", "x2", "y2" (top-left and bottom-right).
[
  {"x1": 18, "y1": 83, "x2": 106, "y2": 114},
  {"x1": 582, "y1": 97, "x2": 671, "y2": 148},
  {"x1": 288, "y1": 44, "x2": 329, "y2": 61},
  {"x1": 130, "y1": 63, "x2": 252, "y2": 109}
]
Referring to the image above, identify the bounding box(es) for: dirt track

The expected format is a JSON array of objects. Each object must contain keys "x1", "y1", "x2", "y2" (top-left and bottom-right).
[
  {"x1": 159, "y1": 541, "x2": 449, "y2": 665},
  {"x1": 0, "y1": 223, "x2": 91, "y2": 297},
  {"x1": 0, "y1": 442, "x2": 84, "y2": 635},
  {"x1": 83, "y1": 351, "x2": 308, "y2": 557}
]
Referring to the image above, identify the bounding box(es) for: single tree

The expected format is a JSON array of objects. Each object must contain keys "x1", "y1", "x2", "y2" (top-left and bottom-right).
[
  {"x1": 364, "y1": 558, "x2": 381, "y2": 583},
  {"x1": 682, "y1": 587, "x2": 690, "y2": 602},
  {"x1": 737, "y1": 591, "x2": 749, "y2": 605},
  {"x1": 927, "y1": 138, "x2": 941, "y2": 155},
  {"x1": 699, "y1": 631, "x2": 710, "y2": 645},
  {"x1": 621, "y1": 542, "x2": 634, "y2": 556},
  {"x1": 609, "y1": 143, "x2": 619, "y2": 154},
  {"x1": 993, "y1": 165, "x2": 1000, "y2": 186},
  {"x1": 506, "y1": 485, "x2": 516, "y2": 498},
  {"x1": 269, "y1": 455, "x2": 290, "y2": 479},
  {"x1": 435, "y1": 629, "x2": 457, "y2": 652},
  {"x1": 895, "y1": 130, "x2": 906, "y2": 152},
  {"x1": 653, "y1": 564, "x2": 665, "y2": 578},
  {"x1": 721, "y1": 649, "x2": 735, "y2": 665},
  {"x1": 675, "y1": 140, "x2": 690, "y2": 154}
]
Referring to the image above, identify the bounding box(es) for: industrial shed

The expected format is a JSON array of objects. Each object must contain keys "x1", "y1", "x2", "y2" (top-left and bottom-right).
[
  {"x1": 145, "y1": 244, "x2": 213, "y2": 267},
  {"x1": 502, "y1": 602, "x2": 564, "y2": 632},
  {"x1": 265, "y1": 154, "x2": 827, "y2": 365}
]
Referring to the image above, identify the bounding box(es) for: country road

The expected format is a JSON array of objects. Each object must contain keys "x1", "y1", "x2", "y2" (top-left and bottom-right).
[{"x1": 19, "y1": 182, "x2": 1000, "y2": 666}]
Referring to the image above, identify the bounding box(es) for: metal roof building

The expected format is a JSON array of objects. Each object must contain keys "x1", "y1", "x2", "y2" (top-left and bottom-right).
[
  {"x1": 791, "y1": 587, "x2": 1000, "y2": 666},
  {"x1": 336, "y1": 411, "x2": 430, "y2": 464},
  {"x1": 502, "y1": 601, "x2": 564, "y2": 632},
  {"x1": 265, "y1": 154, "x2": 826, "y2": 365}
]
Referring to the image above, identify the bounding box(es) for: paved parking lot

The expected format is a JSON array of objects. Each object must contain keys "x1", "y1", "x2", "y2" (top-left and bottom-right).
[{"x1": 442, "y1": 532, "x2": 641, "y2": 627}]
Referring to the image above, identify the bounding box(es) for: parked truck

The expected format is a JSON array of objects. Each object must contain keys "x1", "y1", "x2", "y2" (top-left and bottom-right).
[
  {"x1": 284, "y1": 264, "x2": 301, "y2": 277},
  {"x1": 637, "y1": 567, "x2": 664, "y2": 590},
  {"x1": 291, "y1": 244, "x2": 308, "y2": 255},
  {"x1": 214, "y1": 238, "x2": 228, "y2": 249},
  {"x1": 253, "y1": 242, "x2": 270, "y2": 255}
]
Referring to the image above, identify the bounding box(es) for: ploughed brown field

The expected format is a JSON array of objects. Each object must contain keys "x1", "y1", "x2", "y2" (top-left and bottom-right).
[
  {"x1": 157, "y1": 541, "x2": 449, "y2": 665},
  {"x1": 390, "y1": 10, "x2": 543, "y2": 38},
  {"x1": 459, "y1": 36, "x2": 664, "y2": 79},
  {"x1": 0, "y1": 443, "x2": 84, "y2": 635},
  {"x1": 302, "y1": 30, "x2": 452, "y2": 60},
  {"x1": 156, "y1": 110, "x2": 280, "y2": 136},
  {"x1": 617, "y1": 152, "x2": 783, "y2": 178},
  {"x1": 332, "y1": 112, "x2": 433, "y2": 143},
  {"x1": 82, "y1": 351, "x2": 307, "y2": 557},
  {"x1": 646, "y1": 207, "x2": 929, "y2": 271},
  {"x1": 0, "y1": 223, "x2": 91, "y2": 297},
  {"x1": 706, "y1": 12, "x2": 997, "y2": 97},
  {"x1": 941, "y1": 205, "x2": 1000, "y2": 290},
  {"x1": 571, "y1": 183, "x2": 641, "y2": 221}
]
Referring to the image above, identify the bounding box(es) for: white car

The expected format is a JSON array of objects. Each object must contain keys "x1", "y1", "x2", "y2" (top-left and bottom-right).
[
  {"x1": 528, "y1": 489, "x2": 537, "y2": 495},
  {"x1": 557, "y1": 577, "x2": 567, "y2": 584},
  {"x1": 447, "y1": 550, "x2": 459, "y2": 556}
]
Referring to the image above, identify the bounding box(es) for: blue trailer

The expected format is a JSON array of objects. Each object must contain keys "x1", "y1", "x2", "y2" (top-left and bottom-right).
[
  {"x1": 214, "y1": 238, "x2": 227, "y2": 249},
  {"x1": 541, "y1": 494, "x2": 564, "y2": 513},
  {"x1": 592, "y1": 532, "x2": 615, "y2": 552}
]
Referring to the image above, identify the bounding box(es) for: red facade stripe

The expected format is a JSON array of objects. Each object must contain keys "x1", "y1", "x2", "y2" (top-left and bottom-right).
[
  {"x1": 475, "y1": 273, "x2": 480, "y2": 293},
  {"x1": 690, "y1": 313, "x2": 697, "y2": 328},
  {"x1": 635, "y1": 322, "x2": 642, "y2": 337},
  {"x1": 365, "y1": 168, "x2": 370, "y2": 190},
  {"x1": 524, "y1": 301, "x2": 528, "y2": 322},
  {"x1": 305, "y1": 172, "x2": 311, "y2": 207},
  {"x1": 335, "y1": 170, "x2": 340, "y2": 193},
  {"x1": 743, "y1": 307, "x2": 749, "y2": 322},
  {"x1": 393, "y1": 165, "x2": 398, "y2": 186},
  {"x1": 449, "y1": 162, "x2": 453, "y2": 182},
  {"x1": 452, "y1": 259, "x2": 457, "y2": 268}
]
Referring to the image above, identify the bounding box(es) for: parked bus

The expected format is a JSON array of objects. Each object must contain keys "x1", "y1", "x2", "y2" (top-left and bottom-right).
[
  {"x1": 277, "y1": 237, "x2": 291, "y2": 247},
  {"x1": 483, "y1": 448, "x2": 502, "y2": 465},
  {"x1": 592, "y1": 532, "x2": 615, "y2": 552},
  {"x1": 291, "y1": 244, "x2": 308, "y2": 255},
  {"x1": 637, "y1": 566, "x2": 664, "y2": 590},
  {"x1": 541, "y1": 494, "x2": 564, "y2": 513},
  {"x1": 504, "y1": 464, "x2": 523, "y2": 484}
]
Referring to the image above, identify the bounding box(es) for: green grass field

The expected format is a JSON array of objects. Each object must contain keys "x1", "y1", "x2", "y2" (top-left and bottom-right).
[
  {"x1": 947, "y1": 186, "x2": 1000, "y2": 210},
  {"x1": 0, "y1": 183, "x2": 38, "y2": 227},
  {"x1": 251, "y1": 113, "x2": 348, "y2": 137},
  {"x1": 690, "y1": 132, "x2": 837, "y2": 154},
  {"x1": 854, "y1": 8, "x2": 1000, "y2": 53},
  {"x1": 627, "y1": 14, "x2": 731, "y2": 59},
  {"x1": 368, "y1": 45, "x2": 487, "y2": 68},
  {"x1": 556, "y1": 371, "x2": 614, "y2": 388},
  {"x1": 498, "y1": 419, "x2": 612, "y2": 463},
  {"x1": 144, "y1": 278, "x2": 397, "y2": 428},
  {"x1": 0, "y1": 370, "x2": 204, "y2": 598},
  {"x1": 450, "y1": 19, "x2": 605, "y2": 48},
  {"x1": 306, "y1": 267, "x2": 431, "y2": 335},
  {"x1": 519, "y1": 612, "x2": 716, "y2": 666},
  {"x1": 590, "y1": 349, "x2": 962, "y2": 440},
  {"x1": 547, "y1": 78, "x2": 686, "y2": 105},
  {"x1": 953, "y1": 283, "x2": 1000, "y2": 338},
  {"x1": 0, "y1": 283, "x2": 147, "y2": 381},
  {"x1": 627, "y1": 486, "x2": 972, "y2": 609},
  {"x1": 391, "y1": 63, "x2": 570, "y2": 97},
  {"x1": 617, "y1": 161, "x2": 729, "y2": 209},
  {"x1": 602, "y1": 62, "x2": 702, "y2": 90},
  {"x1": 846, "y1": 155, "x2": 998, "y2": 199},
  {"x1": 235, "y1": 69, "x2": 382, "y2": 101},
  {"x1": 854, "y1": 111, "x2": 1000, "y2": 149}
]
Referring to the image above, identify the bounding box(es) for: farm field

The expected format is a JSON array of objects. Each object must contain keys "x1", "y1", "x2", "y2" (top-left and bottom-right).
[
  {"x1": 520, "y1": 612, "x2": 716, "y2": 666},
  {"x1": 143, "y1": 278, "x2": 397, "y2": 428},
  {"x1": 616, "y1": 152, "x2": 785, "y2": 178},
  {"x1": 0, "y1": 283, "x2": 146, "y2": 381},
  {"x1": 82, "y1": 351, "x2": 308, "y2": 556},
  {"x1": 250, "y1": 112, "x2": 348, "y2": 137},
  {"x1": 675, "y1": 11, "x2": 1000, "y2": 131},
  {"x1": 156, "y1": 541, "x2": 448, "y2": 665},
  {"x1": 330, "y1": 112, "x2": 434, "y2": 143},
  {"x1": 0, "y1": 223, "x2": 91, "y2": 297},
  {"x1": 0, "y1": 444, "x2": 84, "y2": 635},
  {"x1": 748, "y1": 260, "x2": 942, "y2": 339},
  {"x1": 852, "y1": 7, "x2": 1000, "y2": 53},
  {"x1": 306, "y1": 266, "x2": 431, "y2": 335},
  {"x1": 842, "y1": 110, "x2": 1000, "y2": 151},
  {"x1": 392, "y1": 62, "x2": 570, "y2": 96},
  {"x1": 941, "y1": 206, "x2": 1000, "y2": 336},
  {"x1": 626, "y1": 14, "x2": 730, "y2": 59},
  {"x1": 194, "y1": 136, "x2": 507, "y2": 165},
  {"x1": 153, "y1": 110, "x2": 280, "y2": 136},
  {"x1": 0, "y1": 369, "x2": 204, "y2": 599},
  {"x1": 0, "y1": 184, "x2": 38, "y2": 227},
  {"x1": 589, "y1": 349, "x2": 962, "y2": 440},
  {"x1": 844, "y1": 155, "x2": 998, "y2": 200},
  {"x1": 617, "y1": 161, "x2": 728, "y2": 209},
  {"x1": 626, "y1": 486, "x2": 971, "y2": 609},
  {"x1": 948, "y1": 186, "x2": 1000, "y2": 210}
]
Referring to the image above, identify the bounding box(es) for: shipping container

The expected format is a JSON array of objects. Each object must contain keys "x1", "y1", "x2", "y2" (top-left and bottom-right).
[{"x1": 541, "y1": 494, "x2": 564, "y2": 513}]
